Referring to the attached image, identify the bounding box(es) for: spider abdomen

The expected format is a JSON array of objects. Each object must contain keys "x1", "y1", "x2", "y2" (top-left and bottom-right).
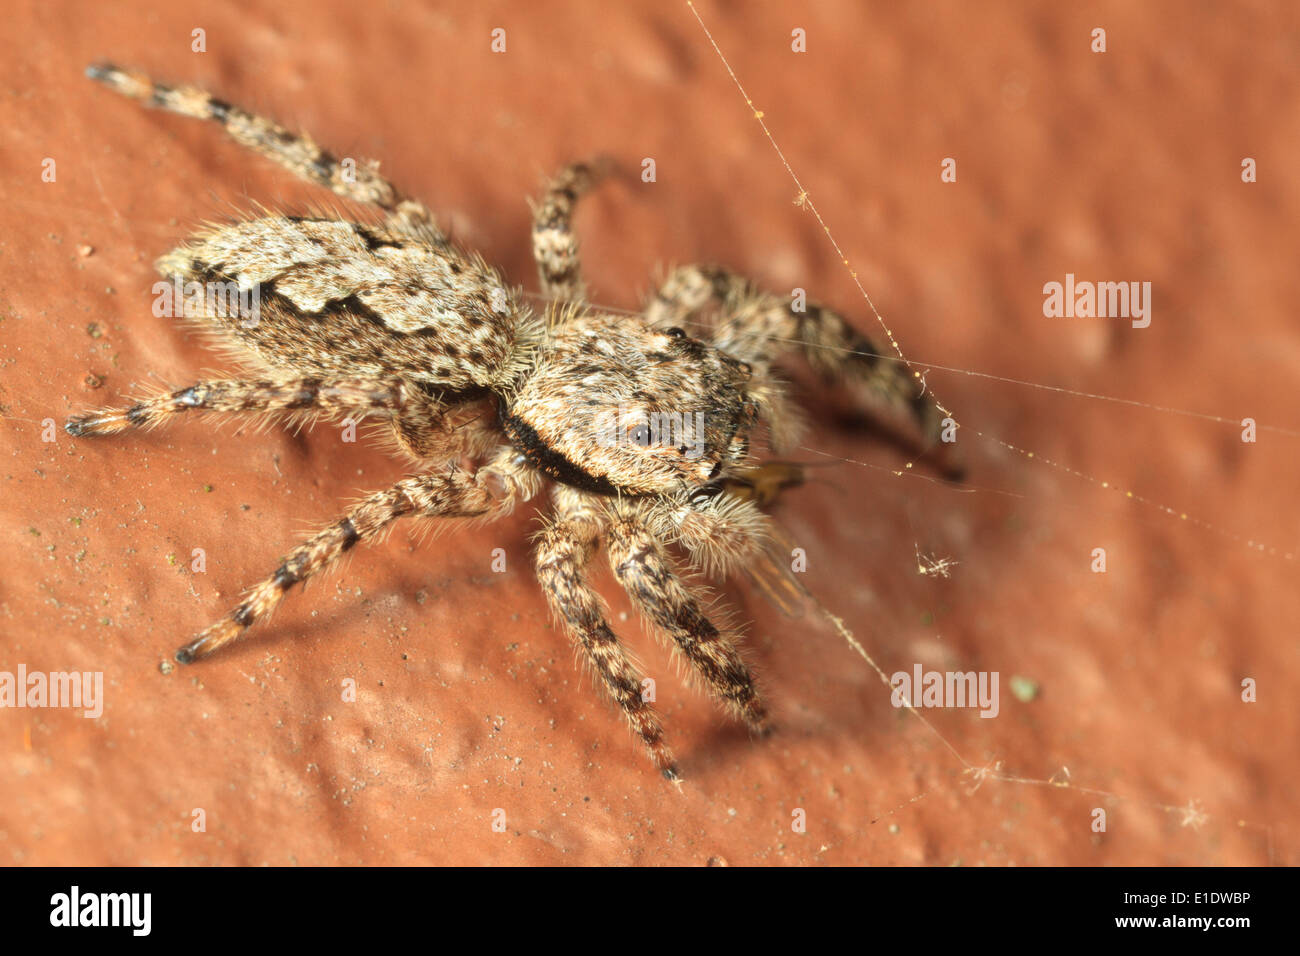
[{"x1": 155, "y1": 214, "x2": 533, "y2": 388}]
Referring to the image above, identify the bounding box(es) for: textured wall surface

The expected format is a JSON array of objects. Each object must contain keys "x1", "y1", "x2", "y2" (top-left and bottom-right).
[{"x1": 1, "y1": 0, "x2": 1296, "y2": 865}]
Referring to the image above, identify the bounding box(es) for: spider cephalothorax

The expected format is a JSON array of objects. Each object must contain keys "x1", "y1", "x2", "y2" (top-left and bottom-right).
[
  {"x1": 503, "y1": 314, "x2": 759, "y2": 496},
  {"x1": 67, "y1": 64, "x2": 953, "y2": 781}
]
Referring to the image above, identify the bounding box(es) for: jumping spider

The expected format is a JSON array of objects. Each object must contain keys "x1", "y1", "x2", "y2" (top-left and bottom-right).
[{"x1": 67, "y1": 64, "x2": 952, "y2": 780}]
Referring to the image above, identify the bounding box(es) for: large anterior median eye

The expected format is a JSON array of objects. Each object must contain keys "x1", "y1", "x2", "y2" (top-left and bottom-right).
[{"x1": 663, "y1": 326, "x2": 686, "y2": 338}]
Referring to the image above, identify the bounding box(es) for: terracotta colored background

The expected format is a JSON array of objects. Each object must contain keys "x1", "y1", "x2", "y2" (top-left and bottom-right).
[{"x1": 2, "y1": 0, "x2": 1296, "y2": 865}]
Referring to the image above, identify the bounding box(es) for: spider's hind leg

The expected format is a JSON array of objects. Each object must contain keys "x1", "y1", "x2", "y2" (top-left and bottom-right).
[
  {"x1": 86, "y1": 63, "x2": 441, "y2": 238},
  {"x1": 531, "y1": 159, "x2": 613, "y2": 304}
]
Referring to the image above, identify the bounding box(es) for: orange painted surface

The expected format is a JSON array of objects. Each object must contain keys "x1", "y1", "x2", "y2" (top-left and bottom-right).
[{"x1": 1, "y1": 1, "x2": 1295, "y2": 864}]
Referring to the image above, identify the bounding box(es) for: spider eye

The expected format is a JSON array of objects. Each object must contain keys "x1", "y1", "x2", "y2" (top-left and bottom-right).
[{"x1": 663, "y1": 326, "x2": 687, "y2": 338}]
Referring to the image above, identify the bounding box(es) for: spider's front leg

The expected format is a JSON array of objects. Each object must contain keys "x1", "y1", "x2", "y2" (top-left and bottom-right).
[
  {"x1": 648, "y1": 264, "x2": 961, "y2": 476},
  {"x1": 85, "y1": 63, "x2": 441, "y2": 240},
  {"x1": 534, "y1": 488, "x2": 680, "y2": 780},
  {"x1": 605, "y1": 506, "x2": 770, "y2": 735},
  {"x1": 176, "y1": 451, "x2": 529, "y2": 663},
  {"x1": 530, "y1": 159, "x2": 613, "y2": 304}
]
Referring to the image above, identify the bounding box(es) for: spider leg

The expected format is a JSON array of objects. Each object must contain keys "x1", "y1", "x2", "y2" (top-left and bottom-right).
[
  {"x1": 645, "y1": 262, "x2": 736, "y2": 331},
  {"x1": 534, "y1": 487, "x2": 679, "y2": 780},
  {"x1": 530, "y1": 159, "x2": 612, "y2": 303},
  {"x1": 85, "y1": 63, "x2": 441, "y2": 238},
  {"x1": 176, "y1": 454, "x2": 526, "y2": 663},
  {"x1": 605, "y1": 507, "x2": 770, "y2": 734},
  {"x1": 386, "y1": 393, "x2": 501, "y2": 462},
  {"x1": 647, "y1": 264, "x2": 956, "y2": 469},
  {"x1": 65, "y1": 374, "x2": 499, "y2": 465},
  {"x1": 65, "y1": 376, "x2": 416, "y2": 437}
]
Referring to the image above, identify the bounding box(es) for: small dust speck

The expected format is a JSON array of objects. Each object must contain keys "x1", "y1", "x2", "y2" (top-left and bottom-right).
[{"x1": 159, "y1": 660, "x2": 175, "y2": 675}]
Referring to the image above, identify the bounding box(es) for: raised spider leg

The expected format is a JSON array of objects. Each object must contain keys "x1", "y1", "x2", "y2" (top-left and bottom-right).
[
  {"x1": 63, "y1": 374, "x2": 472, "y2": 459},
  {"x1": 605, "y1": 506, "x2": 770, "y2": 734},
  {"x1": 534, "y1": 487, "x2": 679, "y2": 780},
  {"x1": 530, "y1": 159, "x2": 613, "y2": 303},
  {"x1": 647, "y1": 264, "x2": 956, "y2": 469},
  {"x1": 85, "y1": 62, "x2": 441, "y2": 239},
  {"x1": 176, "y1": 455, "x2": 524, "y2": 663}
]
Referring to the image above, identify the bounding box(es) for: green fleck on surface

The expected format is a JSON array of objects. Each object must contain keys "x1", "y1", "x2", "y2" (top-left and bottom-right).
[{"x1": 1010, "y1": 675, "x2": 1040, "y2": 703}]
